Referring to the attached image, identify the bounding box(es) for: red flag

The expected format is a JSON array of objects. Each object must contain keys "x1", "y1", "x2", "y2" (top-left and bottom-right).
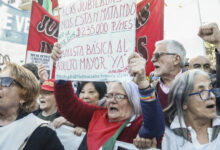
[
  {"x1": 26, "y1": 1, "x2": 59, "y2": 78},
  {"x1": 136, "y1": 0, "x2": 164, "y2": 76},
  {"x1": 27, "y1": 1, "x2": 59, "y2": 53},
  {"x1": 52, "y1": 0, "x2": 58, "y2": 9}
]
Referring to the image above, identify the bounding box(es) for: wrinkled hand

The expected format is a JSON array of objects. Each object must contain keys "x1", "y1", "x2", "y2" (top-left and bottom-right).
[
  {"x1": 198, "y1": 23, "x2": 220, "y2": 51},
  {"x1": 133, "y1": 136, "x2": 157, "y2": 149},
  {"x1": 73, "y1": 127, "x2": 86, "y2": 136},
  {"x1": 38, "y1": 64, "x2": 49, "y2": 82},
  {"x1": 52, "y1": 116, "x2": 68, "y2": 128},
  {"x1": 51, "y1": 42, "x2": 62, "y2": 62},
  {"x1": 128, "y1": 52, "x2": 149, "y2": 89}
]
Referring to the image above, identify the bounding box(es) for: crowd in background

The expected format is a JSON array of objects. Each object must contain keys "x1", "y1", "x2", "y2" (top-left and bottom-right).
[{"x1": 0, "y1": 22, "x2": 220, "y2": 150}]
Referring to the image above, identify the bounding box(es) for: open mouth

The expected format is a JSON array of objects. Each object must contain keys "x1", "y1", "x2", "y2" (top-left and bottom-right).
[
  {"x1": 40, "y1": 100, "x2": 46, "y2": 104},
  {"x1": 206, "y1": 104, "x2": 215, "y2": 109},
  {"x1": 154, "y1": 65, "x2": 160, "y2": 69},
  {"x1": 109, "y1": 106, "x2": 118, "y2": 112}
]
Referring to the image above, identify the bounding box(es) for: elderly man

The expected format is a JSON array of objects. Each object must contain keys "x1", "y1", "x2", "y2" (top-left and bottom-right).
[
  {"x1": 129, "y1": 40, "x2": 185, "y2": 148},
  {"x1": 189, "y1": 55, "x2": 212, "y2": 73},
  {"x1": 129, "y1": 40, "x2": 186, "y2": 109}
]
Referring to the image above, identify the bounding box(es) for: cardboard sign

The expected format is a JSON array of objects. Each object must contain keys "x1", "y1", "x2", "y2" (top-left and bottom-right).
[
  {"x1": 56, "y1": 0, "x2": 136, "y2": 81},
  {"x1": 26, "y1": 51, "x2": 53, "y2": 79}
]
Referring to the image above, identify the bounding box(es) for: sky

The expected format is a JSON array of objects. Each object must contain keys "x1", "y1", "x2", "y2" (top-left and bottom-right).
[{"x1": 164, "y1": 0, "x2": 220, "y2": 58}]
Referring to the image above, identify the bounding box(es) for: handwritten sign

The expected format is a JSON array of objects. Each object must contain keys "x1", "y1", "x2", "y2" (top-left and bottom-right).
[
  {"x1": 26, "y1": 51, "x2": 53, "y2": 79},
  {"x1": 56, "y1": 0, "x2": 136, "y2": 81}
]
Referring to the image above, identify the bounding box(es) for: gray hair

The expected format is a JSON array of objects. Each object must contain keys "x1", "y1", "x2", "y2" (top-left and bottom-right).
[
  {"x1": 121, "y1": 81, "x2": 142, "y2": 116},
  {"x1": 164, "y1": 69, "x2": 209, "y2": 126},
  {"x1": 155, "y1": 40, "x2": 186, "y2": 68}
]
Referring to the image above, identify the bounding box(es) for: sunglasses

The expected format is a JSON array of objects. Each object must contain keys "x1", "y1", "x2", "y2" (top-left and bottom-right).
[
  {"x1": 151, "y1": 52, "x2": 176, "y2": 60},
  {"x1": 0, "y1": 77, "x2": 23, "y2": 88}
]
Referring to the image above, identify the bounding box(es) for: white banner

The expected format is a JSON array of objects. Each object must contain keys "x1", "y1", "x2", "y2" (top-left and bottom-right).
[{"x1": 56, "y1": 0, "x2": 136, "y2": 81}]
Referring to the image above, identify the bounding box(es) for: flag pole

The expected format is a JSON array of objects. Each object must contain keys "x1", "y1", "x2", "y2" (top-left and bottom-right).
[{"x1": 197, "y1": 0, "x2": 206, "y2": 56}]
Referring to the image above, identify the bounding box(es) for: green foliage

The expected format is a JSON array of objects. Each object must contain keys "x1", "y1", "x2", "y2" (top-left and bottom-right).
[{"x1": 205, "y1": 42, "x2": 216, "y2": 68}]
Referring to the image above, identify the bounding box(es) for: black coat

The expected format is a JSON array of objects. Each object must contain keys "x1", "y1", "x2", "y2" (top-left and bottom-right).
[
  {"x1": 16, "y1": 112, "x2": 64, "y2": 150},
  {"x1": 23, "y1": 126, "x2": 64, "y2": 150}
]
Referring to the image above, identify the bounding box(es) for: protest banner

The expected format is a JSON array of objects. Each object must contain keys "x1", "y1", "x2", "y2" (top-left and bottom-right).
[
  {"x1": 136, "y1": 0, "x2": 164, "y2": 76},
  {"x1": 52, "y1": 0, "x2": 58, "y2": 9},
  {"x1": 0, "y1": 1, "x2": 30, "y2": 68},
  {"x1": 26, "y1": 1, "x2": 59, "y2": 78},
  {"x1": 0, "y1": 1, "x2": 30, "y2": 44},
  {"x1": 27, "y1": 1, "x2": 59, "y2": 54},
  {"x1": 26, "y1": 51, "x2": 53, "y2": 79},
  {"x1": 56, "y1": 0, "x2": 136, "y2": 81}
]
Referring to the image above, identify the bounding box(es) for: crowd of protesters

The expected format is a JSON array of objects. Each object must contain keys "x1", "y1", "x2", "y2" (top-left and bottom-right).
[{"x1": 0, "y1": 20, "x2": 220, "y2": 150}]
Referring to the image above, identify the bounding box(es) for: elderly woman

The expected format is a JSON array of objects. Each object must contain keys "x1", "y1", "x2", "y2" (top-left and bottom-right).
[
  {"x1": 55, "y1": 80, "x2": 141, "y2": 149},
  {"x1": 54, "y1": 79, "x2": 164, "y2": 149},
  {"x1": 52, "y1": 41, "x2": 165, "y2": 149},
  {"x1": 162, "y1": 69, "x2": 220, "y2": 150},
  {"x1": 0, "y1": 62, "x2": 64, "y2": 150}
]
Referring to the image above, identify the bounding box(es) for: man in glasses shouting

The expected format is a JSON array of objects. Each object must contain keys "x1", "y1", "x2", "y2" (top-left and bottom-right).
[{"x1": 128, "y1": 39, "x2": 186, "y2": 110}]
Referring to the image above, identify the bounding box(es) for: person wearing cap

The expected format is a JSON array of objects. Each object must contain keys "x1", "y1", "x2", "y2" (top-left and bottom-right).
[{"x1": 35, "y1": 79, "x2": 60, "y2": 121}]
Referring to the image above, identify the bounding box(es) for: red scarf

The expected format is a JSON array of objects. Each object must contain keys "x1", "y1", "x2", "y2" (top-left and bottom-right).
[{"x1": 87, "y1": 110, "x2": 125, "y2": 150}]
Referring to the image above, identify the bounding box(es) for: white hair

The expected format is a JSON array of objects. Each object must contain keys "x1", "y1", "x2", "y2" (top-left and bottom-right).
[
  {"x1": 121, "y1": 81, "x2": 142, "y2": 116},
  {"x1": 155, "y1": 40, "x2": 186, "y2": 68}
]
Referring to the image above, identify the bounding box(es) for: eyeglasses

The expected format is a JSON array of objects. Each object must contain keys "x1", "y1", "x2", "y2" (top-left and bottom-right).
[
  {"x1": 188, "y1": 88, "x2": 220, "y2": 101},
  {"x1": 105, "y1": 93, "x2": 128, "y2": 102},
  {"x1": 0, "y1": 77, "x2": 23, "y2": 88},
  {"x1": 151, "y1": 52, "x2": 176, "y2": 60}
]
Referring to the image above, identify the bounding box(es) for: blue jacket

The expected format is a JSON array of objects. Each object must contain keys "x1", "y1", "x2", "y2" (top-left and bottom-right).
[{"x1": 138, "y1": 87, "x2": 165, "y2": 139}]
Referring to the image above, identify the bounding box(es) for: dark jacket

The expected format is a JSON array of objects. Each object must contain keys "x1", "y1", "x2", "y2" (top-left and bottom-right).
[
  {"x1": 216, "y1": 50, "x2": 220, "y2": 88},
  {"x1": 23, "y1": 125, "x2": 64, "y2": 150},
  {"x1": 215, "y1": 50, "x2": 220, "y2": 113},
  {"x1": 17, "y1": 112, "x2": 64, "y2": 150}
]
